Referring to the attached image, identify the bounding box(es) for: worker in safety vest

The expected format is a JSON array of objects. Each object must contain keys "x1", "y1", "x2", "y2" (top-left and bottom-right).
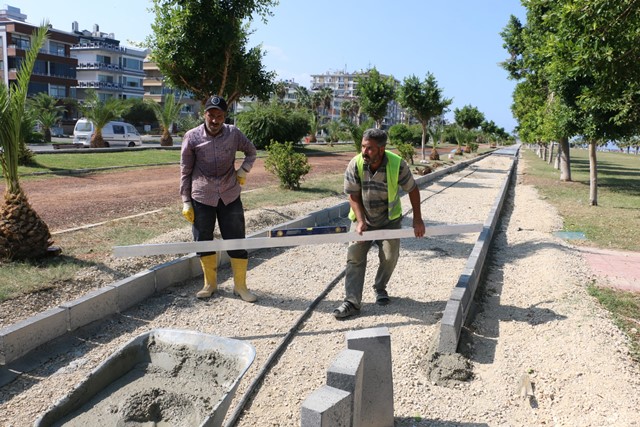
[{"x1": 333, "y1": 128, "x2": 425, "y2": 319}]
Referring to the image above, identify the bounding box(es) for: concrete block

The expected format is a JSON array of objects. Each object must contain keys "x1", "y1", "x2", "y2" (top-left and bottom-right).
[
  {"x1": 301, "y1": 385, "x2": 351, "y2": 427},
  {"x1": 313, "y1": 208, "x2": 329, "y2": 225},
  {"x1": 322, "y1": 204, "x2": 343, "y2": 222},
  {"x1": 110, "y1": 269, "x2": 156, "y2": 312},
  {"x1": 0, "y1": 307, "x2": 67, "y2": 365},
  {"x1": 61, "y1": 287, "x2": 118, "y2": 331},
  {"x1": 327, "y1": 349, "x2": 364, "y2": 427},
  {"x1": 186, "y1": 254, "x2": 202, "y2": 277},
  {"x1": 439, "y1": 297, "x2": 463, "y2": 354},
  {"x1": 346, "y1": 327, "x2": 393, "y2": 427},
  {"x1": 152, "y1": 257, "x2": 192, "y2": 291}
]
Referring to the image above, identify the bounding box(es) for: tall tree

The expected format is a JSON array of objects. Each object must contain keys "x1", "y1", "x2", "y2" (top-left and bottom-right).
[
  {"x1": 511, "y1": 0, "x2": 640, "y2": 205},
  {"x1": 147, "y1": 0, "x2": 277, "y2": 105},
  {"x1": 397, "y1": 73, "x2": 452, "y2": 161},
  {"x1": 454, "y1": 105, "x2": 485, "y2": 131},
  {"x1": 538, "y1": 0, "x2": 640, "y2": 205},
  {"x1": 0, "y1": 24, "x2": 54, "y2": 261},
  {"x1": 355, "y1": 67, "x2": 396, "y2": 128},
  {"x1": 502, "y1": 10, "x2": 576, "y2": 181}
]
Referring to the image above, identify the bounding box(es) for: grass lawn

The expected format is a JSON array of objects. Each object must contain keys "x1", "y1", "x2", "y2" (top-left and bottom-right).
[
  {"x1": 522, "y1": 148, "x2": 640, "y2": 251},
  {"x1": 523, "y1": 147, "x2": 640, "y2": 361}
]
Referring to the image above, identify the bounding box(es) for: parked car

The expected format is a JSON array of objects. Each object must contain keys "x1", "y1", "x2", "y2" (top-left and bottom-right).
[{"x1": 73, "y1": 119, "x2": 142, "y2": 147}]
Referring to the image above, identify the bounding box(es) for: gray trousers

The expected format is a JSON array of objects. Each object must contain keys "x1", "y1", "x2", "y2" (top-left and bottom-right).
[{"x1": 344, "y1": 218, "x2": 402, "y2": 309}]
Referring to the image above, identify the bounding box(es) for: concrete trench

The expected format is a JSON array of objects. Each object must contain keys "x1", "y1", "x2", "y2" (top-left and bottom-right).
[{"x1": 0, "y1": 146, "x2": 520, "y2": 426}]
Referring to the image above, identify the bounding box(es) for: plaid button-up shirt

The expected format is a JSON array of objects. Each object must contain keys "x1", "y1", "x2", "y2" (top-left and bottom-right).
[{"x1": 180, "y1": 123, "x2": 257, "y2": 207}]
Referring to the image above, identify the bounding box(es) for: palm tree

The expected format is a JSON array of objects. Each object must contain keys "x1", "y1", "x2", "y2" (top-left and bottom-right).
[
  {"x1": 427, "y1": 123, "x2": 444, "y2": 161},
  {"x1": 28, "y1": 93, "x2": 65, "y2": 142},
  {"x1": 340, "y1": 99, "x2": 360, "y2": 125},
  {"x1": 294, "y1": 86, "x2": 311, "y2": 110},
  {"x1": 147, "y1": 93, "x2": 183, "y2": 146},
  {"x1": 80, "y1": 90, "x2": 130, "y2": 148},
  {"x1": 0, "y1": 24, "x2": 54, "y2": 261}
]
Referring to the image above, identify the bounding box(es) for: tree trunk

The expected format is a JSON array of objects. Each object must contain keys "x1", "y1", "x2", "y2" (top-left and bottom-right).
[
  {"x1": 160, "y1": 129, "x2": 173, "y2": 146},
  {"x1": 548, "y1": 142, "x2": 555, "y2": 165},
  {"x1": 91, "y1": 129, "x2": 107, "y2": 148},
  {"x1": 589, "y1": 141, "x2": 598, "y2": 206},
  {"x1": 421, "y1": 123, "x2": 427, "y2": 161},
  {"x1": 0, "y1": 191, "x2": 53, "y2": 261},
  {"x1": 558, "y1": 136, "x2": 572, "y2": 181}
]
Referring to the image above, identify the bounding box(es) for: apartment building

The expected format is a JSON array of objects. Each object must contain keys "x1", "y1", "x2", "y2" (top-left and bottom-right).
[
  {"x1": 0, "y1": 5, "x2": 77, "y2": 97},
  {"x1": 143, "y1": 58, "x2": 200, "y2": 115},
  {"x1": 311, "y1": 69, "x2": 404, "y2": 128},
  {"x1": 71, "y1": 22, "x2": 147, "y2": 102}
]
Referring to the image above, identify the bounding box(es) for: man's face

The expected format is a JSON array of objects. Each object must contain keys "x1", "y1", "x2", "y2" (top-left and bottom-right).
[
  {"x1": 205, "y1": 108, "x2": 225, "y2": 135},
  {"x1": 361, "y1": 138, "x2": 384, "y2": 166}
]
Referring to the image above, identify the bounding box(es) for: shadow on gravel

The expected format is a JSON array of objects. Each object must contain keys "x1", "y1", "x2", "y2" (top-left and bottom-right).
[
  {"x1": 460, "y1": 181, "x2": 570, "y2": 366},
  {"x1": 395, "y1": 418, "x2": 488, "y2": 427}
]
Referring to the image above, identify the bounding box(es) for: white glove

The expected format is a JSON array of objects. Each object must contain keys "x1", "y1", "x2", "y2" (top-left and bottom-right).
[
  {"x1": 182, "y1": 201, "x2": 194, "y2": 223},
  {"x1": 236, "y1": 168, "x2": 247, "y2": 185}
]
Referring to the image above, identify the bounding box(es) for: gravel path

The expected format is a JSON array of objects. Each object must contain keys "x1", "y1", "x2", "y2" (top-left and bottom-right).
[{"x1": 2, "y1": 154, "x2": 639, "y2": 426}]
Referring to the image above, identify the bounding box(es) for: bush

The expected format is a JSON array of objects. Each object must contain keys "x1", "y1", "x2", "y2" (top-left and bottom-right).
[
  {"x1": 395, "y1": 142, "x2": 416, "y2": 165},
  {"x1": 388, "y1": 124, "x2": 413, "y2": 145},
  {"x1": 264, "y1": 141, "x2": 311, "y2": 190},
  {"x1": 236, "y1": 102, "x2": 309, "y2": 149}
]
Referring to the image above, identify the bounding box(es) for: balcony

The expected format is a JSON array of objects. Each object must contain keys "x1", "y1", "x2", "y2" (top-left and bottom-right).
[
  {"x1": 76, "y1": 62, "x2": 122, "y2": 71},
  {"x1": 75, "y1": 80, "x2": 123, "y2": 90},
  {"x1": 71, "y1": 42, "x2": 126, "y2": 52}
]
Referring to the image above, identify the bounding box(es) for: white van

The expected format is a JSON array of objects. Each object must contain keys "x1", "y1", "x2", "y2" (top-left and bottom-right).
[{"x1": 73, "y1": 119, "x2": 142, "y2": 148}]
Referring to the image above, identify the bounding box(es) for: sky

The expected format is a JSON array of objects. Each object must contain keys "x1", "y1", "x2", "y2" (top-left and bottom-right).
[{"x1": 16, "y1": 0, "x2": 527, "y2": 133}]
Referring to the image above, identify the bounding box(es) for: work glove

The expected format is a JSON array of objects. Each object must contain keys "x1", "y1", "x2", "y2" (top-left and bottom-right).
[
  {"x1": 182, "y1": 201, "x2": 194, "y2": 224},
  {"x1": 236, "y1": 168, "x2": 247, "y2": 186}
]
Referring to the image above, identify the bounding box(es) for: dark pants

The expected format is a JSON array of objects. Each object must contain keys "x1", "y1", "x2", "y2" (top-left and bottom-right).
[{"x1": 192, "y1": 197, "x2": 247, "y2": 259}]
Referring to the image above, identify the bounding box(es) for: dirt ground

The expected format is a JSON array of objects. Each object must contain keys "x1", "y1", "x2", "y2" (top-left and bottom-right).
[{"x1": 14, "y1": 152, "x2": 357, "y2": 232}]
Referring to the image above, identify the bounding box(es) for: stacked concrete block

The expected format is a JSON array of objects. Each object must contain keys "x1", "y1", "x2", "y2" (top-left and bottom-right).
[
  {"x1": 302, "y1": 327, "x2": 393, "y2": 427},
  {"x1": 301, "y1": 385, "x2": 352, "y2": 426},
  {"x1": 327, "y1": 349, "x2": 364, "y2": 427},
  {"x1": 346, "y1": 327, "x2": 394, "y2": 427}
]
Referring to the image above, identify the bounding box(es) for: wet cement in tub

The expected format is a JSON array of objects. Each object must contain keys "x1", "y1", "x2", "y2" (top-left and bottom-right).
[{"x1": 55, "y1": 338, "x2": 240, "y2": 426}]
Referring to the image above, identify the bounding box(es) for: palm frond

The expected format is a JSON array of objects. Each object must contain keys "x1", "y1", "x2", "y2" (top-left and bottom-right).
[{"x1": 1, "y1": 23, "x2": 49, "y2": 194}]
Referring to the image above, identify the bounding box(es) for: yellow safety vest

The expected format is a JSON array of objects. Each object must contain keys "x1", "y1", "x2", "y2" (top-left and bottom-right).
[{"x1": 348, "y1": 150, "x2": 402, "y2": 222}]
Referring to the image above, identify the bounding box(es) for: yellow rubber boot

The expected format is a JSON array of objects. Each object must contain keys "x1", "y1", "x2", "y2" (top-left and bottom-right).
[
  {"x1": 196, "y1": 254, "x2": 217, "y2": 299},
  {"x1": 230, "y1": 258, "x2": 257, "y2": 303}
]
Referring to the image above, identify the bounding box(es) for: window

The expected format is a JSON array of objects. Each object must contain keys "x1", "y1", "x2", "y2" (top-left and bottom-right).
[
  {"x1": 112, "y1": 125, "x2": 125, "y2": 135},
  {"x1": 50, "y1": 85, "x2": 66, "y2": 97},
  {"x1": 49, "y1": 41, "x2": 66, "y2": 56},
  {"x1": 50, "y1": 62, "x2": 74, "y2": 78},
  {"x1": 12, "y1": 34, "x2": 30, "y2": 50},
  {"x1": 97, "y1": 55, "x2": 111, "y2": 65},
  {"x1": 122, "y1": 57, "x2": 142, "y2": 71},
  {"x1": 122, "y1": 76, "x2": 143, "y2": 88},
  {"x1": 33, "y1": 60, "x2": 47, "y2": 75}
]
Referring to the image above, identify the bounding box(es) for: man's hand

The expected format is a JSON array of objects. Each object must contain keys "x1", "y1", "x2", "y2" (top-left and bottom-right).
[
  {"x1": 413, "y1": 217, "x2": 425, "y2": 238},
  {"x1": 182, "y1": 201, "x2": 194, "y2": 224},
  {"x1": 355, "y1": 220, "x2": 367, "y2": 235},
  {"x1": 236, "y1": 168, "x2": 247, "y2": 186}
]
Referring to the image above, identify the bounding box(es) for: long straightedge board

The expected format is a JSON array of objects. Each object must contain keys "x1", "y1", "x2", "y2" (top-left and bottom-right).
[{"x1": 113, "y1": 223, "x2": 484, "y2": 258}]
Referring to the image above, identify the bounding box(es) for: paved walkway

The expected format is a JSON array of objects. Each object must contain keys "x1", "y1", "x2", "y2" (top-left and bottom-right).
[{"x1": 579, "y1": 246, "x2": 640, "y2": 293}]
